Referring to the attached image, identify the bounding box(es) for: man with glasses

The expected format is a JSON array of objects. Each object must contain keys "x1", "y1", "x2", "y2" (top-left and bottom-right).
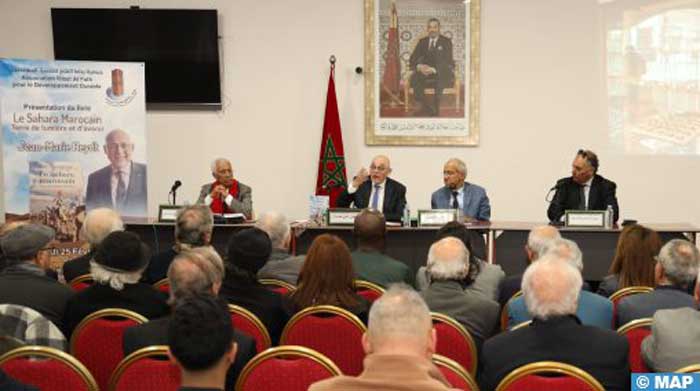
[
  {"x1": 86, "y1": 129, "x2": 147, "y2": 217},
  {"x1": 337, "y1": 155, "x2": 407, "y2": 222},
  {"x1": 547, "y1": 149, "x2": 619, "y2": 224}
]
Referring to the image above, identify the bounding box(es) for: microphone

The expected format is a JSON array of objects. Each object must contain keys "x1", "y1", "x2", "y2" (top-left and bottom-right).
[
  {"x1": 546, "y1": 178, "x2": 567, "y2": 202},
  {"x1": 170, "y1": 180, "x2": 182, "y2": 193}
]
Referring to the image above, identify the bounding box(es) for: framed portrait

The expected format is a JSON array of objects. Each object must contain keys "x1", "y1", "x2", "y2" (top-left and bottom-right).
[{"x1": 364, "y1": 0, "x2": 480, "y2": 146}]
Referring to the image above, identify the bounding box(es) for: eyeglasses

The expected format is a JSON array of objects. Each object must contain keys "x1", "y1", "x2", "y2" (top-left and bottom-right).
[
  {"x1": 369, "y1": 165, "x2": 388, "y2": 172},
  {"x1": 106, "y1": 142, "x2": 133, "y2": 151}
]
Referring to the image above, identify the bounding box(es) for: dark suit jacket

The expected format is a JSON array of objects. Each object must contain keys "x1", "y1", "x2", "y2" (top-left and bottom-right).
[
  {"x1": 336, "y1": 178, "x2": 407, "y2": 222},
  {"x1": 547, "y1": 174, "x2": 619, "y2": 223},
  {"x1": 142, "y1": 248, "x2": 178, "y2": 284},
  {"x1": 61, "y1": 250, "x2": 95, "y2": 283},
  {"x1": 123, "y1": 317, "x2": 257, "y2": 390},
  {"x1": 0, "y1": 369, "x2": 38, "y2": 391},
  {"x1": 498, "y1": 274, "x2": 523, "y2": 308},
  {"x1": 616, "y1": 285, "x2": 696, "y2": 328},
  {"x1": 86, "y1": 162, "x2": 148, "y2": 217},
  {"x1": 479, "y1": 315, "x2": 630, "y2": 391},
  {"x1": 409, "y1": 35, "x2": 455, "y2": 89}
]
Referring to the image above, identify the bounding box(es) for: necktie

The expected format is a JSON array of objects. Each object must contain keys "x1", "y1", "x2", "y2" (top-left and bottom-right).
[
  {"x1": 578, "y1": 184, "x2": 587, "y2": 210},
  {"x1": 371, "y1": 184, "x2": 381, "y2": 210},
  {"x1": 116, "y1": 171, "x2": 127, "y2": 208},
  {"x1": 451, "y1": 191, "x2": 460, "y2": 209}
]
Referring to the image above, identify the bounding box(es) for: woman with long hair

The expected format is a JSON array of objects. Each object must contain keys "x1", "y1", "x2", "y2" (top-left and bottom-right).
[{"x1": 597, "y1": 224, "x2": 661, "y2": 297}]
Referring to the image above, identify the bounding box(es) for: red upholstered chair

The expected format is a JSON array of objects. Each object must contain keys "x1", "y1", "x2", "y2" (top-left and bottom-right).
[
  {"x1": 229, "y1": 304, "x2": 272, "y2": 353},
  {"x1": 108, "y1": 345, "x2": 180, "y2": 391},
  {"x1": 280, "y1": 305, "x2": 367, "y2": 376},
  {"x1": 235, "y1": 345, "x2": 341, "y2": 391},
  {"x1": 69, "y1": 274, "x2": 94, "y2": 292},
  {"x1": 353, "y1": 280, "x2": 385, "y2": 303},
  {"x1": 70, "y1": 308, "x2": 148, "y2": 391},
  {"x1": 153, "y1": 278, "x2": 171, "y2": 295},
  {"x1": 617, "y1": 318, "x2": 653, "y2": 373},
  {"x1": 433, "y1": 354, "x2": 480, "y2": 391},
  {"x1": 0, "y1": 346, "x2": 98, "y2": 391},
  {"x1": 501, "y1": 290, "x2": 523, "y2": 331},
  {"x1": 431, "y1": 312, "x2": 478, "y2": 376},
  {"x1": 495, "y1": 361, "x2": 605, "y2": 391},
  {"x1": 609, "y1": 286, "x2": 653, "y2": 326},
  {"x1": 259, "y1": 279, "x2": 296, "y2": 295}
]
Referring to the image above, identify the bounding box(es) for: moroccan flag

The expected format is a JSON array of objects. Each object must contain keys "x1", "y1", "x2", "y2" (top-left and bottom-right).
[
  {"x1": 315, "y1": 61, "x2": 347, "y2": 207},
  {"x1": 382, "y1": 0, "x2": 401, "y2": 95}
]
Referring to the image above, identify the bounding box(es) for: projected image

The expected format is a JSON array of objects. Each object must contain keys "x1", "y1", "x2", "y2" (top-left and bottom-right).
[{"x1": 604, "y1": 1, "x2": 700, "y2": 154}]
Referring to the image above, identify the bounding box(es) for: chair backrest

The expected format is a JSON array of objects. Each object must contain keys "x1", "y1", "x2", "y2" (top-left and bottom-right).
[
  {"x1": 617, "y1": 318, "x2": 653, "y2": 373},
  {"x1": 609, "y1": 286, "x2": 654, "y2": 325},
  {"x1": 153, "y1": 278, "x2": 171, "y2": 294},
  {"x1": 495, "y1": 361, "x2": 605, "y2": 391},
  {"x1": 353, "y1": 280, "x2": 385, "y2": 303},
  {"x1": 70, "y1": 308, "x2": 148, "y2": 391},
  {"x1": 431, "y1": 312, "x2": 478, "y2": 376},
  {"x1": 108, "y1": 345, "x2": 180, "y2": 391},
  {"x1": 69, "y1": 274, "x2": 94, "y2": 292},
  {"x1": 235, "y1": 345, "x2": 341, "y2": 391},
  {"x1": 259, "y1": 278, "x2": 296, "y2": 295},
  {"x1": 510, "y1": 320, "x2": 532, "y2": 331},
  {"x1": 433, "y1": 354, "x2": 480, "y2": 391},
  {"x1": 229, "y1": 304, "x2": 272, "y2": 353},
  {"x1": 675, "y1": 363, "x2": 700, "y2": 373},
  {"x1": 0, "y1": 346, "x2": 99, "y2": 391},
  {"x1": 501, "y1": 290, "x2": 523, "y2": 330},
  {"x1": 280, "y1": 305, "x2": 367, "y2": 376}
]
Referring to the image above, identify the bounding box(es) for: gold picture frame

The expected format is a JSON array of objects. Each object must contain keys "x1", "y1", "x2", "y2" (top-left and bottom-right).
[{"x1": 364, "y1": 0, "x2": 481, "y2": 146}]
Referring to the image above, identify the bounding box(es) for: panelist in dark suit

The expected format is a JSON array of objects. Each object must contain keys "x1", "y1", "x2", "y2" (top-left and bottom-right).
[
  {"x1": 547, "y1": 149, "x2": 619, "y2": 223},
  {"x1": 85, "y1": 129, "x2": 147, "y2": 217},
  {"x1": 197, "y1": 158, "x2": 253, "y2": 219},
  {"x1": 337, "y1": 155, "x2": 407, "y2": 222},
  {"x1": 431, "y1": 158, "x2": 490, "y2": 221},
  {"x1": 409, "y1": 18, "x2": 454, "y2": 116}
]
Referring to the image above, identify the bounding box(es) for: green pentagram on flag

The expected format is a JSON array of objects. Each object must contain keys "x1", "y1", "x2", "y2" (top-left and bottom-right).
[{"x1": 322, "y1": 138, "x2": 346, "y2": 188}]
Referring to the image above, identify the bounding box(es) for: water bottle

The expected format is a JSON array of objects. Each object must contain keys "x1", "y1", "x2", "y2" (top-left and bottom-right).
[
  {"x1": 403, "y1": 203, "x2": 411, "y2": 227},
  {"x1": 605, "y1": 205, "x2": 614, "y2": 229}
]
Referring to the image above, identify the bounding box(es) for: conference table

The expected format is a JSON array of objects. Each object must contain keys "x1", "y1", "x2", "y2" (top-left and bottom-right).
[{"x1": 125, "y1": 219, "x2": 699, "y2": 282}]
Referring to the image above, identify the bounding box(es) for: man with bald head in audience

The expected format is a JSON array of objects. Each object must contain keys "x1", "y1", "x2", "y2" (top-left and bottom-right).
[
  {"x1": 309, "y1": 284, "x2": 457, "y2": 391},
  {"x1": 337, "y1": 155, "x2": 407, "y2": 222},
  {"x1": 255, "y1": 211, "x2": 305, "y2": 284},
  {"x1": 480, "y1": 255, "x2": 629, "y2": 391},
  {"x1": 197, "y1": 158, "x2": 252, "y2": 219},
  {"x1": 351, "y1": 209, "x2": 413, "y2": 287}
]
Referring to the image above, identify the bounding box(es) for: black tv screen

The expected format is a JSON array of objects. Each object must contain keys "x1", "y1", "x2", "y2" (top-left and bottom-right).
[{"x1": 51, "y1": 8, "x2": 221, "y2": 109}]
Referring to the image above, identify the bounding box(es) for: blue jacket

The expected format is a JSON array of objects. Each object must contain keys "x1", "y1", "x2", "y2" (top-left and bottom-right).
[
  {"x1": 507, "y1": 290, "x2": 613, "y2": 330},
  {"x1": 431, "y1": 182, "x2": 491, "y2": 221}
]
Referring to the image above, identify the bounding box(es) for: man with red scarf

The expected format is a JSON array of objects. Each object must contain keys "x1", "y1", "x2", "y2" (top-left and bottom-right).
[{"x1": 197, "y1": 158, "x2": 252, "y2": 219}]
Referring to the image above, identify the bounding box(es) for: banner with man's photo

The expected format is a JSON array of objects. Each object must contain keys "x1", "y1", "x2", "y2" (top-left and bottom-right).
[{"x1": 0, "y1": 58, "x2": 147, "y2": 268}]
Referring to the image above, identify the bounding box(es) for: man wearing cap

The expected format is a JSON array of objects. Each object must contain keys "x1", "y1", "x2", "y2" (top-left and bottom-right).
[
  {"x1": 0, "y1": 223, "x2": 74, "y2": 331},
  {"x1": 62, "y1": 231, "x2": 169, "y2": 337}
]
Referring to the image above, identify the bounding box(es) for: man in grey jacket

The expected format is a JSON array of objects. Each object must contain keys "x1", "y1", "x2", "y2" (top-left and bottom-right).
[{"x1": 197, "y1": 158, "x2": 252, "y2": 219}]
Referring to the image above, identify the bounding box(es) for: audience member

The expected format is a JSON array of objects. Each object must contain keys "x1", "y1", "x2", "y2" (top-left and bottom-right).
[
  {"x1": 0, "y1": 224, "x2": 73, "y2": 331},
  {"x1": 597, "y1": 224, "x2": 661, "y2": 297},
  {"x1": 62, "y1": 208, "x2": 124, "y2": 283},
  {"x1": 498, "y1": 225, "x2": 560, "y2": 306},
  {"x1": 480, "y1": 256, "x2": 629, "y2": 391},
  {"x1": 255, "y1": 211, "x2": 304, "y2": 284},
  {"x1": 219, "y1": 227, "x2": 288, "y2": 344},
  {"x1": 62, "y1": 231, "x2": 169, "y2": 337},
  {"x1": 124, "y1": 247, "x2": 256, "y2": 389},
  {"x1": 169, "y1": 294, "x2": 236, "y2": 391},
  {"x1": 420, "y1": 237, "x2": 499, "y2": 348},
  {"x1": 143, "y1": 205, "x2": 214, "y2": 283},
  {"x1": 0, "y1": 304, "x2": 66, "y2": 351},
  {"x1": 350, "y1": 210, "x2": 413, "y2": 287},
  {"x1": 309, "y1": 285, "x2": 456, "y2": 391},
  {"x1": 617, "y1": 239, "x2": 699, "y2": 327},
  {"x1": 507, "y1": 238, "x2": 613, "y2": 329},
  {"x1": 284, "y1": 234, "x2": 370, "y2": 323}
]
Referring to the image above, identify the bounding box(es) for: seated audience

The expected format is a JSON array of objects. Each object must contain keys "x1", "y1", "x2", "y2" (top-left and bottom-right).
[
  {"x1": 642, "y1": 269, "x2": 700, "y2": 372},
  {"x1": 0, "y1": 304, "x2": 66, "y2": 351},
  {"x1": 283, "y1": 234, "x2": 370, "y2": 323},
  {"x1": 0, "y1": 224, "x2": 73, "y2": 331},
  {"x1": 168, "y1": 294, "x2": 237, "y2": 391},
  {"x1": 617, "y1": 239, "x2": 699, "y2": 328},
  {"x1": 124, "y1": 247, "x2": 256, "y2": 389},
  {"x1": 480, "y1": 255, "x2": 629, "y2": 391},
  {"x1": 62, "y1": 231, "x2": 169, "y2": 337},
  {"x1": 219, "y1": 228, "x2": 288, "y2": 344},
  {"x1": 62, "y1": 208, "x2": 123, "y2": 283},
  {"x1": 498, "y1": 225, "x2": 560, "y2": 306},
  {"x1": 143, "y1": 205, "x2": 214, "y2": 283},
  {"x1": 420, "y1": 237, "x2": 499, "y2": 348},
  {"x1": 309, "y1": 285, "x2": 455, "y2": 391},
  {"x1": 597, "y1": 224, "x2": 661, "y2": 297},
  {"x1": 350, "y1": 210, "x2": 413, "y2": 287},
  {"x1": 507, "y1": 238, "x2": 613, "y2": 329},
  {"x1": 255, "y1": 211, "x2": 304, "y2": 284},
  {"x1": 416, "y1": 221, "x2": 504, "y2": 301}
]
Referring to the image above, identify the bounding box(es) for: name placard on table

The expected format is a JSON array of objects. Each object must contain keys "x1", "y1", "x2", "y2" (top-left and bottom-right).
[
  {"x1": 418, "y1": 209, "x2": 458, "y2": 227},
  {"x1": 565, "y1": 210, "x2": 605, "y2": 228},
  {"x1": 326, "y1": 208, "x2": 362, "y2": 226}
]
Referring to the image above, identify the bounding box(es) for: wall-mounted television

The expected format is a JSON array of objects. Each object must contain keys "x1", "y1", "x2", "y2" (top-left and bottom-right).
[{"x1": 51, "y1": 8, "x2": 221, "y2": 109}]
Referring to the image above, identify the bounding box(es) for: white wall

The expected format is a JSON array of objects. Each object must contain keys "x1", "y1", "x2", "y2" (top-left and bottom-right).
[{"x1": 0, "y1": 0, "x2": 698, "y2": 226}]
